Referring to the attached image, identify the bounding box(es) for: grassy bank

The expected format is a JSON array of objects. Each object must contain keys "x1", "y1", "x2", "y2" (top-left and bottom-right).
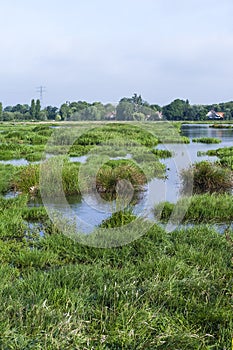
[
  {"x1": 0, "y1": 122, "x2": 232, "y2": 349},
  {"x1": 0, "y1": 195, "x2": 232, "y2": 349},
  {"x1": 154, "y1": 193, "x2": 233, "y2": 223}
]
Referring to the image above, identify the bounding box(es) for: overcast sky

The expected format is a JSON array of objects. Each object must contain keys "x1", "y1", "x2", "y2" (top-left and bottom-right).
[{"x1": 0, "y1": 0, "x2": 233, "y2": 107}]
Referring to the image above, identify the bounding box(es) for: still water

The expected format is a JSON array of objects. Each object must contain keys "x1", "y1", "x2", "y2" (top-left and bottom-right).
[
  {"x1": 4, "y1": 124, "x2": 232, "y2": 231},
  {"x1": 149, "y1": 124, "x2": 233, "y2": 204},
  {"x1": 27, "y1": 124, "x2": 232, "y2": 231}
]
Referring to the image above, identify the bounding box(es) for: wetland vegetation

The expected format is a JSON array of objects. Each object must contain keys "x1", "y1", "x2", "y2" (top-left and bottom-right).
[
  {"x1": 192, "y1": 137, "x2": 221, "y2": 144},
  {"x1": 0, "y1": 121, "x2": 232, "y2": 349}
]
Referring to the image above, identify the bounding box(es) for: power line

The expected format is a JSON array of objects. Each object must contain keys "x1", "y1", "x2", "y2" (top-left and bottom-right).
[{"x1": 36, "y1": 86, "x2": 46, "y2": 104}]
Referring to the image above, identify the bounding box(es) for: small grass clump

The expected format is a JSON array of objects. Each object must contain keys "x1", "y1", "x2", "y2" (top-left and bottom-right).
[
  {"x1": 192, "y1": 137, "x2": 221, "y2": 144},
  {"x1": 154, "y1": 193, "x2": 233, "y2": 223},
  {"x1": 96, "y1": 160, "x2": 147, "y2": 199},
  {"x1": 152, "y1": 148, "x2": 173, "y2": 158},
  {"x1": 13, "y1": 157, "x2": 81, "y2": 197},
  {"x1": 181, "y1": 161, "x2": 232, "y2": 194},
  {"x1": 209, "y1": 124, "x2": 233, "y2": 129},
  {"x1": 0, "y1": 164, "x2": 18, "y2": 194},
  {"x1": 99, "y1": 209, "x2": 137, "y2": 228},
  {"x1": 205, "y1": 146, "x2": 233, "y2": 170}
]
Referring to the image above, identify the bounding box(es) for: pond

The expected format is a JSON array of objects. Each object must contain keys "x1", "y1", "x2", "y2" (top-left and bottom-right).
[
  {"x1": 26, "y1": 124, "x2": 232, "y2": 232},
  {"x1": 147, "y1": 124, "x2": 233, "y2": 205}
]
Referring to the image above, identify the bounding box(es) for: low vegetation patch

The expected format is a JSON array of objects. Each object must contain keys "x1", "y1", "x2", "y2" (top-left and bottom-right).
[
  {"x1": 205, "y1": 146, "x2": 233, "y2": 170},
  {"x1": 192, "y1": 137, "x2": 221, "y2": 144},
  {"x1": 181, "y1": 161, "x2": 232, "y2": 194},
  {"x1": 96, "y1": 160, "x2": 147, "y2": 200},
  {"x1": 0, "y1": 203, "x2": 232, "y2": 349},
  {"x1": 99, "y1": 209, "x2": 137, "y2": 228},
  {"x1": 209, "y1": 124, "x2": 233, "y2": 129},
  {"x1": 13, "y1": 158, "x2": 81, "y2": 197},
  {"x1": 154, "y1": 193, "x2": 233, "y2": 223}
]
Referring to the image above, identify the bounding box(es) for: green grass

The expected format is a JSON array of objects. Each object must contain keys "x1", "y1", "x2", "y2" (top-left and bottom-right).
[
  {"x1": 192, "y1": 137, "x2": 221, "y2": 144},
  {"x1": 0, "y1": 209, "x2": 232, "y2": 348},
  {"x1": 209, "y1": 124, "x2": 233, "y2": 129},
  {"x1": 0, "y1": 122, "x2": 232, "y2": 349},
  {"x1": 0, "y1": 164, "x2": 18, "y2": 194},
  {"x1": 181, "y1": 161, "x2": 232, "y2": 194},
  {"x1": 154, "y1": 193, "x2": 233, "y2": 223},
  {"x1": 205, "y1": 146, "x2": 233, "y2": 170},
  {"x1": 13, "y1": 157, "x2": 82, "y2": 197}
]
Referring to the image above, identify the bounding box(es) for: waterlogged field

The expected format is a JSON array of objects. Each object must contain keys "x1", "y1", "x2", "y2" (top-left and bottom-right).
[{"x1": 0, "y1": 121, "x2": 232, "y2": 349}]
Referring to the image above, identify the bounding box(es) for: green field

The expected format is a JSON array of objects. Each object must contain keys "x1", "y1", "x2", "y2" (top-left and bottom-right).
[{"x1": 0, "y1": 122, "x2": 232, "y2": 349}]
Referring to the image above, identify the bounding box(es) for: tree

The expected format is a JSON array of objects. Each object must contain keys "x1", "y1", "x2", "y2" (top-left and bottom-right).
[
  {"x1": 162, "y1": 99, "x2": 186, "y2": 120},
  {"x1": 81, "y1": 106, "x2": 102, "y2": 120},
  {"x1": 12, "y1": 104, "x2": 29, "y2": 114},
  {"x1": 35, "y1": 99, "x2": 41, "y2": 120},
  {"x1": 60, "y1": 103, "x2": 70, "y2": 120},
  {"x1": 0, "y1": 102, "x2": 2, "y2": 121},
  {"x1": 131, "y1": 93, "x2": 143, "y2": 111},
  {"x1": 116, "y1": 101, "x2": 134, "y2": 120},
  {"x1": 132, "y1": 112, "x2": 145, "y2": 121},
  {"x1": 45, "y1": 106, "x2": 58, "y2": 120},
  {"x1": 30, "y1": 99, "x2": 36, "y2": 119}
]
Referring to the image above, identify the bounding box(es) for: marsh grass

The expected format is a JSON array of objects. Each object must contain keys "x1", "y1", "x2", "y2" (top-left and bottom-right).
[
  {"x1": 0, "y1": 220, "x2": 232, "y2": 349},
  {"x1": 209, "y1": 124, "x2": 233, "y2": 129},
  {"x1": 99, "y1": 209, "x2": 137, "y2": 228},
  {"x1": 181, "y1": 161, "x2": 232, "y2": 194},
  {"x1": 192, "y1": 137, "x2": 221, "y2": 144},
  {"x1": 154, "y1": 193, "x2": 233, "y2": 223},
  {"x1": 205, "y1": 146, "x2": 233, "y2": 170},
  {"x1": 13, "y1": 157, "x2": 82, "y2": 197},
  {"x1": 96, "y1": 160, "x2": 147, "y2": 197},
  {"x1": 0, "y1": 122, "x2": 232, "y2": 349},
  {"x1": 0, "y1": 164, "x2": 18, "y2": 194}
]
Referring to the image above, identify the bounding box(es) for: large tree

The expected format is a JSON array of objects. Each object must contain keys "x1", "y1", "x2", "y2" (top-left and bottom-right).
[
  {"x1": 162, "y1": 99, "x2": 186, "y2": 120},
  {"x1": 0, "y1": 102, "x2": 2, "y2": 121},
  {"x1": 116, "y1": 101, "x2": 134, "y2": 120},
  {"x1": 30, "y1": 99, "x2": 36, "y2": 119},
  {"x1": 35, "y1": 99, "x2": 41, "y2": 120},
  {"x1": 45, "y1": 106, "x2": 58, "y2": 120}
]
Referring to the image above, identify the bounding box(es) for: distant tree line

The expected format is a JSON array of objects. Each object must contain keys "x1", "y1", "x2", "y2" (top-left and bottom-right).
[{"x1": 1, "y1": 95, "x2": 233, "y2": 122}]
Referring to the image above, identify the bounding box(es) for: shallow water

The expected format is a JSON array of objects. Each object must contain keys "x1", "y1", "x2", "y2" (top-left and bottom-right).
[
  {"x1": 147, "y1": 124, "x2": 232, "y2": 204},
  {"x1": 4, "y1": 124, "x2": 233, "y2": 232},
  {"x1": 0, "y1": 154, "x2": 88, "y2": 166}
]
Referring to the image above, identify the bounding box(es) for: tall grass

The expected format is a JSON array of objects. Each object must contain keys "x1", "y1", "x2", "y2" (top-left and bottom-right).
[
  {"x1": 206, "y1": 146, "x2": 233, "y2": 170},
  {"x1": 154, "y1": 193, "x2": 233, "y2": 223},
  {"x1": 96, "y1": 160, "x2": 147, "y2": 199},
  {"x1": 0, "y1": 220, "x2": 232, "y2": 349},
  {"x1": 181, "y1": 161, "x2": 232, "y2": 194},
  {"x1": 0, "y1": 122, "x2": 232, "y2": 349},
  {"x1": 0, "y1": 164, "x2": 18, "y2": 194}
]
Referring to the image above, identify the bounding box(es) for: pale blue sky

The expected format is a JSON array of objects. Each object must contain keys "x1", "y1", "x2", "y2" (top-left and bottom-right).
[{"x1": 0, "y1": 0, "x2": 233, "y2": 106}]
